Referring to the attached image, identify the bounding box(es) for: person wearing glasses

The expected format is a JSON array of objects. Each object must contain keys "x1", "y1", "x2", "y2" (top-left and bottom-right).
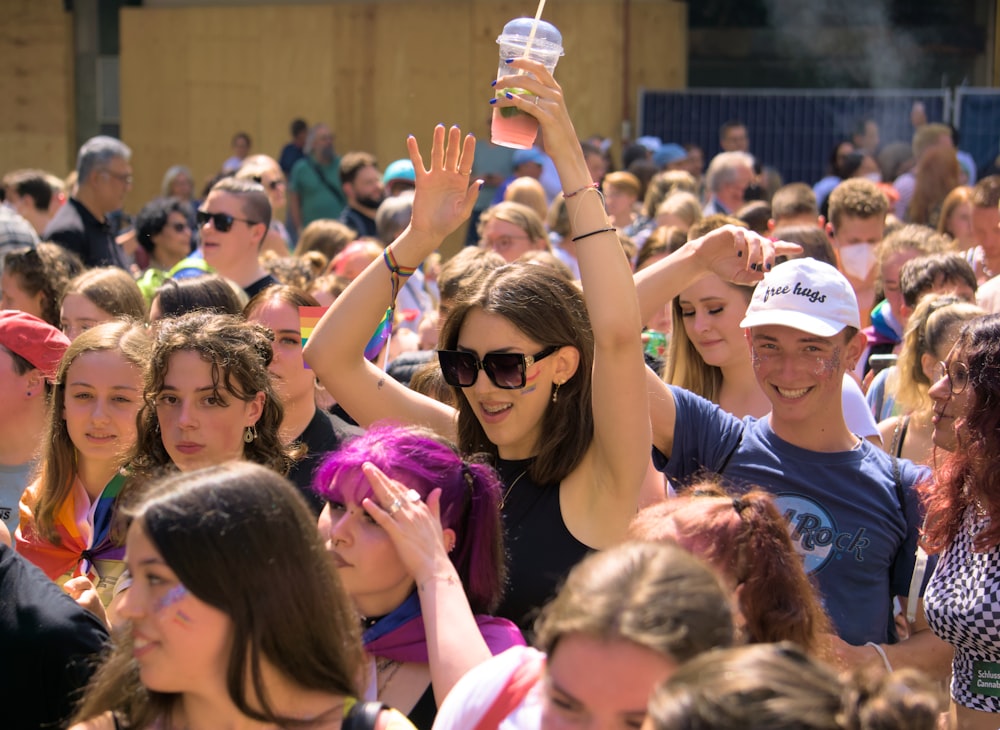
[
  {"x1": 922, "y1": 314, "x2": 1000, "y2": 730},
  {"x1": 196, "y1": 177, "x2": 278, "y2": 298},
  {"x1": 475, "y1": 200, "x2": 550, "y2": 264},
  {"x1": 133, "y1": 198, "x2": 196, "y2": 302},
  {"x1": 236, "y1": 154, "x2": 292, "y2": 257},
  {"x1": 44, "y1": 135, "x2": 133, "y2": 270},
  {"x1": 304, "y1": 58, "x2": 658, "y2": 632}
]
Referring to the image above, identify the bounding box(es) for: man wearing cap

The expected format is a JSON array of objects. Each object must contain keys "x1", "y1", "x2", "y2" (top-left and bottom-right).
[
  {"x1": 382, "y1": 159, "x2": 416, "y2": 198},
  {"x1": 0, "y1": 311, "x2": 71, "y2": 536},
  {"x1": 636, "y1": 226, "x2": 950, "y2": 678},
  {"x1": 338, "y1": 151, "x2": 384, "y2": 239},
  {"x1": 492, "y1": 148, "x2": 546, "y2": 204}
]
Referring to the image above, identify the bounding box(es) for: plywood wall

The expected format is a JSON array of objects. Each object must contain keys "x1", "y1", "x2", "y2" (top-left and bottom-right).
[
  {"x1": 0, "y1": 0, "x2": 75, "y2": 177},
  {"x1": 120, "y1": 0, "x2": 687, "y2": 220}
]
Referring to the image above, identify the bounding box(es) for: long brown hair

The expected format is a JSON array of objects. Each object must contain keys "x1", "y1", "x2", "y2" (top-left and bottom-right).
[
  {"x1": 439, "y1": 263, "x2": 593, "y2": 486},
  {"x1": 920, "y1": 313, "x2": 1000, "y2": 553},
  {"x1": 72, "y1": 462, "x2": 363, "y2": 727},
  {"x1": 31, "y1": 320, "x2": 150, "y2": 542}
]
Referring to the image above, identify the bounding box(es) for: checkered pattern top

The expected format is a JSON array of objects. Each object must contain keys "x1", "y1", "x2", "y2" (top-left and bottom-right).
[{"x1": 926, "y1": 505, "x2": 1000, "y2": 712}]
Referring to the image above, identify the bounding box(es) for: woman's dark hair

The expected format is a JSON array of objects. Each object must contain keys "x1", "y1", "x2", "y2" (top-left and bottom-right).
[
  {"x1": 152, "y1": 274, "x2": 244, "y2": 320},
  {"x1": 131, "y1": 311, "x2": 295, "y2": 477},
  {"x1": 313, "y1": 423, "x2": 506, "y2": 613},
  {"x1": 439, "y1": 262, "x2": 594, "y2": 486},
  {"x1": 72, "y1": 462, "x2": 363, "y2": 728},
  {"x1": 3, "y1": 243, "x2": 83, "y2": 326},
  {"x1": 135, "y1": 197, "x2": 192, "y2": 254},
  {"x1": 646, "y1": 642, "x2": 942, "y2": 730},
  {"x1": 921, "y1": 313, "x2": 1000, "y2": 553}
]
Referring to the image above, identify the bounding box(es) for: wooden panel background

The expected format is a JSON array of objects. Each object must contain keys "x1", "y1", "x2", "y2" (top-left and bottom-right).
[
  {"x1": 120, "y1": 0, "x2": 686, "y2": 230},
  {"x1": 0, "y1": 0, "x2": 75, "y2": 176}
]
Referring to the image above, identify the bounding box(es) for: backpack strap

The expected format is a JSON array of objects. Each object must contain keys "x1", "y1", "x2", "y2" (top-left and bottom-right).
[
  {"x1": 473, "y1": 652, "x2": 547, "y2": 730},
  {"x1": 343, "y1": 701, "x2": 388, "y2": 730}
]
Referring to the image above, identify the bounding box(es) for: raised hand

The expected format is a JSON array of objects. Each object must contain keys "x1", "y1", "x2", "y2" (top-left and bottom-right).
[
  {"x1": 407, "y1": 125, "x2": 482, "y2": 240},
  {"x1": 492, "y1": 57, "x2": 581, "y2": 171}
]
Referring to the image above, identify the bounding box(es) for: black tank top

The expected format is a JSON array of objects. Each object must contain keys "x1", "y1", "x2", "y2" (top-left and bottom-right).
[{"x1": 494, "y1": 458, "x2": 592, "y2": 634}]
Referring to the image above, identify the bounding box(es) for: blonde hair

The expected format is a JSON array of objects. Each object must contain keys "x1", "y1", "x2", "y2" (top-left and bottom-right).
[
  {"x1": 891, "y1": 296, "x2": 984, "y2": 413},
  {"x1": 502, "y1": 176, "x2": 548, "y2": 222}
]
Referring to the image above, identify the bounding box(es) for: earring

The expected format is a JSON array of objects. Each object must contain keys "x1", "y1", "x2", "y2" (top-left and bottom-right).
[
  {"x1": 551, "y1": 382, "x2": 562, "y2": 403},
  {"x1": 243, "y1": 425, "x2": 258, "y2": 443},
  {"x1": 25, "y1": 390, "x2": 32, "y2": 398}
]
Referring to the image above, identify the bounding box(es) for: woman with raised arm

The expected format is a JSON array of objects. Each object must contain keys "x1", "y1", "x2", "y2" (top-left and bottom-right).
[{"x1": 303, "y1": 59, "x2": 649, "y2": 630}]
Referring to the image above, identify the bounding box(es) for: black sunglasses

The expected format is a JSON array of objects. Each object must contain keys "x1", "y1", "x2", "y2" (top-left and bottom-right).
[
  {"x1": 196, "y1": 210, "x2": 259, "y2": 232},
  {"x1": 437, "y1": 346, "x2": 559, "y2": 389}
]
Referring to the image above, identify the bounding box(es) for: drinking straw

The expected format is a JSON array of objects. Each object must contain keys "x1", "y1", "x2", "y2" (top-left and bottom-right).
[{"x1": 523, "y1": 0, "x2": 547, "y2": 57}]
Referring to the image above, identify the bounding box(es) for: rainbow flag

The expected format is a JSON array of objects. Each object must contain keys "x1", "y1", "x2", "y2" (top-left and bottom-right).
[{"x1": 298, "y1": 306, "x2": 329, "y2": 369}]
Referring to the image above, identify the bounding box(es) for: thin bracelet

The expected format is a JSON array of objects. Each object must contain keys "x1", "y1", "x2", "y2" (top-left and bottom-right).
[
  {"x1": 563, "y1": 182, "x2": 599, "y2": 198},
  {"x1": 382, "y1": 248, "x2": 417, "y2": 277},
  {"x1": 865, "y1": 641, "x2": 893, "y2": 673},
  {"x1": 571, "y1": 226, "x2": 617, "y2": 243}
]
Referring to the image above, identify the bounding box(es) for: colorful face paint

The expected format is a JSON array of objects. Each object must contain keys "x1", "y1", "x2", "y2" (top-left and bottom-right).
[
  {"x1": 812, "y1": 345, "x2": 841, "y2": 379},
  {"x1": 156, "y1": 583, "x2": 193, "y2": 626},
  {"x1": 520, "y1": 366, "x2": 541, "y2": 395}
]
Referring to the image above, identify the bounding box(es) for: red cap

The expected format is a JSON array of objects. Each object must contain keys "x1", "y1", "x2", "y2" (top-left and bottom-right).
[{"x1": 0, "y1": 310, "x2": 71, "y2": 381}]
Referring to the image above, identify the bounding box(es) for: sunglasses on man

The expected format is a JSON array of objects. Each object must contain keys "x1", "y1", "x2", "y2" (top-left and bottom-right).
[
  {"x1": 437, "y1": 346, "x2": 559, "y2": 389},
  {"x1": 196, "y1": 210, "x2": 260, "y2": 233}
]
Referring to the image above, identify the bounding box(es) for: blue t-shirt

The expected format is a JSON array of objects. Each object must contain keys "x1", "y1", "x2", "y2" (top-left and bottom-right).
[{"x1": 656, "y1": 386, "x2": 931, "y2": 645}]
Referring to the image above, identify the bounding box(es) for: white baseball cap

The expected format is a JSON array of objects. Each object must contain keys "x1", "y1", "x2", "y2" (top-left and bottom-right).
[{"x1": 739, "y1": 258, "x2": 861, "y2": 336}]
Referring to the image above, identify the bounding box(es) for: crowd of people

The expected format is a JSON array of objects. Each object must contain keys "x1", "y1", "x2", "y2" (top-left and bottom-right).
[{"x1": 3, "y1": 52, "x2": 1000, "y2": 730}]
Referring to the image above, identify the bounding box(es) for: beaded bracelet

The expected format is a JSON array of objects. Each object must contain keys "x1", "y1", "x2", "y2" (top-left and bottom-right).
[
  {"x1": 563, "y1": 182, "x2": 600, "y2": 198},
  {"x1": 571, "y1": 226, "x2": 617, "y2": 243}
]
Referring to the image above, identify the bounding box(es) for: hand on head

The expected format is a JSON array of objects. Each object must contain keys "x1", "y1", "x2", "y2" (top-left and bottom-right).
[
  {"x1": 692, "y1": 225, "x2": 803, "y2": 285},
  {"x1": 359, "y1": 462, "x2": 456, "y2": 583}
]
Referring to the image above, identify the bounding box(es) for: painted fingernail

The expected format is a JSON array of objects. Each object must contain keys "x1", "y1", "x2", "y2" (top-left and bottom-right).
[
  {"x1": 750, "y1": 263, "x2": 758, "y2": 271},
  {"x1": 765, "y1": 262, "x2": 772, "y2": 271},
  {"x1": 490, "y1": 98, "x2": 497, "y2": 105},
  {"x1": 491, "y1": 80, "x2": 497, "y2": 87},
  {"x1": 505, "y1": 92, "x2": 514, "y2": 99},
  {"x1": 737, "y1": 250, "x2": 743, "y2": 258},
  {"x1": 505, "y1": 58, "x2": 514, "y2": 64},
  {"x1": 479, "y1": 182, "x2": 484, "y2": 190}
]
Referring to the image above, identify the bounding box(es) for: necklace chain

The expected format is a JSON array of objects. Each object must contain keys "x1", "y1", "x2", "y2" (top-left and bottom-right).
[{"x1": 500, "y1": 470, "x2": 528, "y2": 509}]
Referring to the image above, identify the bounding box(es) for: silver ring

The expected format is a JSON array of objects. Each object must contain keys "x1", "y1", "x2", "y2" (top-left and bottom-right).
[
  {"x1": 387, "y1": 499, "x2": 403, "y2": 515},
  {"x1": 404, "y1": 489, "x2": 421, "y2": 503}
]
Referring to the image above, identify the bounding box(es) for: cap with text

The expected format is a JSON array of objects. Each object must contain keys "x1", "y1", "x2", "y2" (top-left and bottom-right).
[{"x1": 739, "y1": 258, "x2": 860, "y2": 337}]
